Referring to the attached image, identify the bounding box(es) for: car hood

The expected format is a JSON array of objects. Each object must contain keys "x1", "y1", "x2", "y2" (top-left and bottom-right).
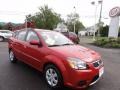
[{"x1": 50, "y1": 45, "x2": 101, "y2": 63}]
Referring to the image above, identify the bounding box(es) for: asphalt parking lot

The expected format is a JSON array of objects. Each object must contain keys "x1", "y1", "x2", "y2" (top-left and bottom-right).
[{"x1": 0, "y1": 42, "x2": 120, "y2": 90}]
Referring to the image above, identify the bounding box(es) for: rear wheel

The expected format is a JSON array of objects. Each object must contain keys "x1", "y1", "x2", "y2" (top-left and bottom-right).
[
  {"x1": 9, "y1": 50, "x2": 17, "y2": 63},
  {"x1": 44, "y1": 64, "x2": 63, "y2": 89},
  {"x1": 0, "y1": 36, "x2": 4, "y2": 42}
]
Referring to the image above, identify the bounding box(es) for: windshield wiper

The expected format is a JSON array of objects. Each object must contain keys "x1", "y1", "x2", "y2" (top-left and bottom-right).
[
  {"x1": 48, "y1": 45, "x2": 61, "y2": 47},
  {"x1": 61, "y1": 43, "x2": 74, "y2": 46},
  {"x1": 49, "y1": 43, "x2": 74, "y2": 47}
]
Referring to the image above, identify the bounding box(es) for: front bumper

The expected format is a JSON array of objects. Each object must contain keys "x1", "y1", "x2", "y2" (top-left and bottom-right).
[{"x1": 64, "y1": 65, "x2": 104, "y2": 89}]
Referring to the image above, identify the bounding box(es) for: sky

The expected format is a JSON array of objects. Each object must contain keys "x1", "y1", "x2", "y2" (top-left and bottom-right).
[{"x1": 0, "y1": 0, "x2": 120, "y2": 27}]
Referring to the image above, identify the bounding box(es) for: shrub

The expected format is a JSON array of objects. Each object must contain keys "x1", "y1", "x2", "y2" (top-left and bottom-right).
[
  {"x1": 94, "y1": 37, "x2": 120, "y2": 48},
  {"x1": 94, "y1": 38, "x2": 109, "y2": 46}
]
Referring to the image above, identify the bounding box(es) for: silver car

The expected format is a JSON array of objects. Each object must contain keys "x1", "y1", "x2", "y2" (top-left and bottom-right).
[{"x1": 0, "y1": 30, "x2": 13, "y2": 42}]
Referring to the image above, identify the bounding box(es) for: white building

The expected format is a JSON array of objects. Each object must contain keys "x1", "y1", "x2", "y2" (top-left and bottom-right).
[
  {"x1": 78, "y1": 30, "x2": 87, "y2": 36},
  {"x1": 54, "y1": 23, "x2": 68, "y2": 32},
  {"x1": 78, "y1": 24, "x2": 100, "y2": 36},
  {"x1": 86, "y1": 24, "x2": 99, "y2": 36}
]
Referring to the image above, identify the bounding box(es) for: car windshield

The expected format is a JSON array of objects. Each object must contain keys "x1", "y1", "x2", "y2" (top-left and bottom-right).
[{"x1": 40, "y1": 31, "x2": 74, "y2": 47}]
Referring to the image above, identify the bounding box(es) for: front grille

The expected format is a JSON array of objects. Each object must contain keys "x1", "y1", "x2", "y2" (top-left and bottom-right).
[{"x1": 93, "y1": 60, "x2": 102, "y2": 68}]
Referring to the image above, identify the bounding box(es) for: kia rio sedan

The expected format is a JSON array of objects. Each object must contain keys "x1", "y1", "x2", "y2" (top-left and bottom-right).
[{"x1": 8, "y1": 28, "x2": 104, "y2": 89}]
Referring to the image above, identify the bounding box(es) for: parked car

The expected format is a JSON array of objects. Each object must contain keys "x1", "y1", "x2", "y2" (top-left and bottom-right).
[
  {"x1": 61, "y1": 32, "x2": 79, "y2": 44},
  {"x1": 0, "y1": 30, "x2": 13, "y2": 42},
  {"x1": 8, "y1": 28, "x2": 104, "y2": 89}
]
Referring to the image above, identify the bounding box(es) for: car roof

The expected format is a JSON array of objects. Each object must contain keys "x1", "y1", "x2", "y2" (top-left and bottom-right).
[
  {"x1": 13, "y1": 28, "x2": 55, "y2": 33},
  {"x1": 34, "y1": 29, "x2": 51, "y2": 32},
  {"x1": 0, "y1": 30, "x2": 11, "y2": 31}
]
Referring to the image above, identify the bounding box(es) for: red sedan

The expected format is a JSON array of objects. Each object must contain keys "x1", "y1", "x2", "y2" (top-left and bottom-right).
[
  {"x1": 61, "y1": 32, "x2": 79, "y2": 44},
  {"x1": 8, "y1": 28, "x2": 104, "y2": 89}
]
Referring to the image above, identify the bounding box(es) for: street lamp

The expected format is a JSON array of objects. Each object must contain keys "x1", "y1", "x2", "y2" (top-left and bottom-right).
[{"x1": 91, "y1": 0, "x2": 103, "y2": 39}]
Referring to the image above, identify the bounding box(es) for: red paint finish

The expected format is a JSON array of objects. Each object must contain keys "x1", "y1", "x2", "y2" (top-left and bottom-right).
[
  {"x1": 61, "y1": 32, "x2": 79, "y2": 43},
  {"x1": 8, "y1": 28, "x2": 104, "y2": 89}
]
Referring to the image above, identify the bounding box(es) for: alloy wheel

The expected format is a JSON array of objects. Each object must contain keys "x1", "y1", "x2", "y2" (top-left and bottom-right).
[
  {"x1": 9, "y1": 51, "x2": 14, "y2": 61},
  {"x1": 46, "y1": 68, "x2": 58, "y2": 87}
]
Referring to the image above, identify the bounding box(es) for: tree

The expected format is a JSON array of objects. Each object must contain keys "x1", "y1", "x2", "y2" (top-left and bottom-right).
[
  {"x1": 100, "y1": 25, "x2": 109, "y2": 37},
  {"x1": 26, "y1": 5, "x2": 61, "y2": 30},
  {"x1": 3, "y1": 22, "x2": 13, "y2": 31},
  {"x1": 0, "y1": 24, "x2": 3, "y2": 29},
  {"x1": 66, "y1": 13, "x2": 85, "y2": 34}
]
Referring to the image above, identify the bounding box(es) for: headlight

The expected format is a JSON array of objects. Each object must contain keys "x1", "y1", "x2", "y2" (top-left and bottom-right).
[{"x1": 67, "y1": 57, "x2": 87, "y2": 70}]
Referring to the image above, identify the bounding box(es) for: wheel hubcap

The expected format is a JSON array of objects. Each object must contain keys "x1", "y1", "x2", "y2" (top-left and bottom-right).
[
  {"x1": 9, "y1": 51, "x2": 14, "y2": 61},
  {"x1": 46, "y1": 68, "x2": 58, "y2": 87}
]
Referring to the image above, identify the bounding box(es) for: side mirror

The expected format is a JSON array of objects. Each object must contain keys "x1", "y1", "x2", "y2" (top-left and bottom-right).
[{"x1": 29, "y1": 40, "x2": 42, "y2": 46}]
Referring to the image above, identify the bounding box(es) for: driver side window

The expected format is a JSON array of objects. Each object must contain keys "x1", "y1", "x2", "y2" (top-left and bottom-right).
[{"x1": 26, "y1": 31, "x2": 39, "y2": 42}]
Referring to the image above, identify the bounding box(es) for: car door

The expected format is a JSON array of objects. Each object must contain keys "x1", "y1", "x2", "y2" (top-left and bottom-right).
[
  {"x1": 24, "y1": 30, "x2": 45, "y2": 70},
  {"x1": 12, "y1": 30, "x2": 28, "y2": 62}
]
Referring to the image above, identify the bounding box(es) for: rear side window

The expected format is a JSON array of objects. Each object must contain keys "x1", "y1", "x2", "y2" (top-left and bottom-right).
[
  {"x1": 69, "y1": 32, "x2": 77, "y2": 37},
  {"x1": 62, "y1": 32, "x2": 69, "y2": 36},
  {"x1": 17, "y1": 30, "x2": 27, "y2": 41}
]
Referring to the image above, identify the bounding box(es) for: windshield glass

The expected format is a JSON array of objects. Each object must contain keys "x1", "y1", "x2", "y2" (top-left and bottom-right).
[{"x1": 40, "y1": 31, "x2": 74, "y2": 46}]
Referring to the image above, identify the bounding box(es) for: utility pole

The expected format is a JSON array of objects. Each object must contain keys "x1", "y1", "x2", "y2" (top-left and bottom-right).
[
  {"x1": 25, "y1": 16, "x2": 27, "y2": 30},
  {"x1": 91, "y1": 1, "x2": 97, "y2": 41},
  {"x1": 91, "y1": 0, "x2": 103, "y2": 38},
  {"x1": 98, "y1": 0, "x2": 103, "y2": 37},
  {"x1": 73, "y1": 6, "x2": 76, "y2": 33}
]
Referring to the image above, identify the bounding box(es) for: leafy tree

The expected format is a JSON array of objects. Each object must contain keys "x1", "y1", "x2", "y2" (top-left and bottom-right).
[
  {"x1": 100, "y1": 25, "x2": 120, "y2": 37},
  {"x1": 3, "y1": 22, "x2": 13, "y2": 30},
  {"x1": 100, "y1": 25, "x2": 109, "y2": 37},
  {"x1": 66, "y1": 13, "x2": 85, "y2": 34},
  {"x1": 0, "y1": 24, "x2": 3, "y2": 29},
  {"x1": 26, "y1": 5, "x2": 61, "y2": 30}
]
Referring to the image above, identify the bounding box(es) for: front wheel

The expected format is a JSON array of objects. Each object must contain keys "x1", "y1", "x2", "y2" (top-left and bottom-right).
[
  {"x1": 9, "y1": 50, "x2": 17, "y2": 63},
  {"x1": 44, "y1": 64, "x2": 63, "y2": 89}
]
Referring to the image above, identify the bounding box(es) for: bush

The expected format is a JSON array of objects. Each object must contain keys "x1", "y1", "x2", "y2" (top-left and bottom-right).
[
  {"x1": 94, "y1": 37, "x2": 120, "y2": 48},
  {"x1": 94, "y1": 38, "x2": 109, "y2": 46}
]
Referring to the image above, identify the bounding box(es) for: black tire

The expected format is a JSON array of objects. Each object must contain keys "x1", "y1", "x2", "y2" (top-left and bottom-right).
[
  {"x1": 9, "y1": 50, "x2": 17, "y2": 63},
  {"x1": 44, "y1": 64, "x2": 63, "y2": 89},
  {"x1": 0, "y1": 36, "x2": 4, "y2": 42}
]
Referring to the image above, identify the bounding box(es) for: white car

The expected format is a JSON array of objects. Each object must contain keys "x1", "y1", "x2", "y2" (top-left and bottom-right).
[{"x1": 0, "y1": 30, "x2": 13, "y2": 42}]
